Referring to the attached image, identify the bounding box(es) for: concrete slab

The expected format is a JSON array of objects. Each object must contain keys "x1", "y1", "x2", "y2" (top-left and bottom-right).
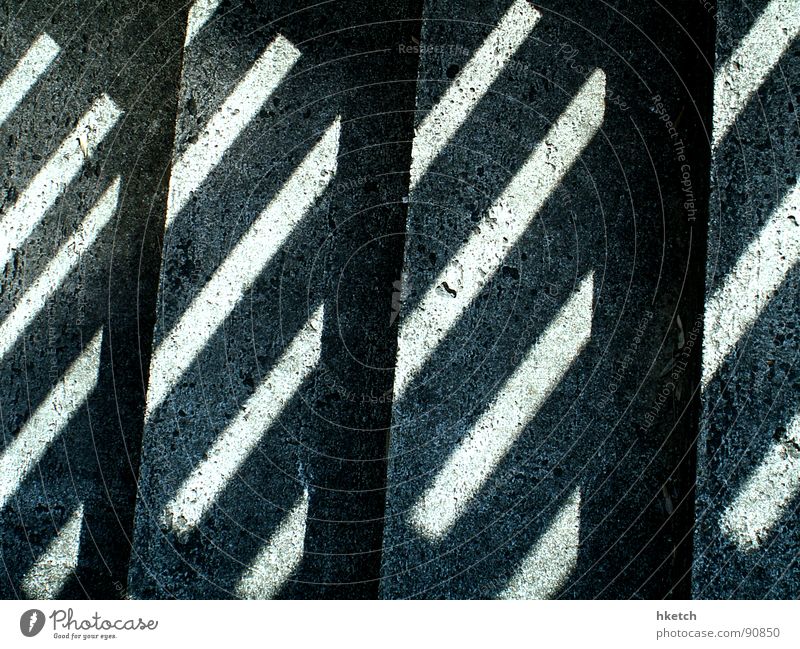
[
  {"x1": 0, "y1": 0, "x2": 186, "y2": 598},
  {"x1": 693, "y1": 0, "x2": 800, "y2": 599},
  {"x1": 380, "y1": 0, "x2": 714, "y2": 598},
  {"x1": 128, "y1": 0, "x2": 423, "y2": 598},
  {"x1": 6, "y1": 0, "x2": 794, "y2": 601}
]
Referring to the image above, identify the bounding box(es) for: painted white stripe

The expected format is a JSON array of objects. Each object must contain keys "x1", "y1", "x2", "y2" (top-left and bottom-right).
[
  {"x1": 409, "y1": 0, "x2": 540, "y2": 189},
  {"x1": 721, "y1": 410, "x2": 800, "y2": 550},
  {"x1": 0, "y1": 178, "x2": 119, "y2": 362},
  {"x1": 184, "y1": 0, "x2": 223, "y2": 47},
  {"x1": 395, "y1": 70, "x2": 605, "y2": 398},
  {"x1": 499, "y1": 487, "x2": 580, "y2": 599},
  {"x1": 0, "y1": 33, "x2": 60, "y2": 128},
  {"x1": 410, "y1": 274, "x2": 593, "y2": 540},
  {"x1": 162, "y1": 306, "x2": 323, "y2": 534},
  {"x1": 713, "y1": 0, "x2": 800, "y2": 149},
  {"x1": 702, "y1": 184, "x2": 800, "y2": 388},
  {"x1": 235, "y1": 491, "x2": 309, "y2": 599},
  {"x1": 0, "y1": 331, "x2": 103, "y2": 510},
  {"x1": 21, "y1": 503, "x2": 84, "y2": 599},
  {"x1": 165, "y1": 34, "x2": 301, "y2": 228},
  {"x1": 146, "y1": 118, "x2": 339, "y2": 418},
  {"x1": 0, "y1": 94, "x2": 121, "y2": 271}
]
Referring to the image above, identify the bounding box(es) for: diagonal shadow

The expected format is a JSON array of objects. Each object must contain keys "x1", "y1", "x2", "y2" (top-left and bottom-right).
[
  {"x1": 0, "y1": 0, "x2": 188, "y2": 598},
  {"x1": 704, "y1": 44, "x2": 799, "y2": 283},
  {"x1": 129, "y1": 0, "x2": 424, "y2": 598},
  {"x1": 695, "y1": 265, "x2": 800, "y2": 598},
  {"x1": 128, "y1": 1, "x2": 342, "y2": 595},
  {"x1": 381, "y1": 0, "x2": 715, "y2": 599},
  {"x1": 693, "y1": 0, "x2": 799, "y2": 599}
]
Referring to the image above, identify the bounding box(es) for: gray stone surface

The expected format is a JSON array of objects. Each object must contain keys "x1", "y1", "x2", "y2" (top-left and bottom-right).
[
  {"x1": 128, "y1": 0, "x2": 422, "y2": 598},
  {"x1": 2, "y1": 0, "x2": 795, "y2": 602},
  {"x1": 380, "y1": 0, "x2": 713, "y2": 599},
  {"x1": 693, "y1": 0, "x2": 800, "y2": 599},
  {"x1": 0, "y1": 0, "x2": 186, "y2": 598}
]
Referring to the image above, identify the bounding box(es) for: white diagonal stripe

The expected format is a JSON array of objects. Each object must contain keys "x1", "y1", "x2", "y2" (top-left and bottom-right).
[
  {"x1": 0, "y1": 331, "x2": 103, "y2": 510},
  {"x1": 410, "y1": 274, "x2": 593, "y2": 540},
  {"x1": 702, "y1": 184, "x2": 800, "y2": 388},
  {"x1": 162, "y1": 306, "x2": 323, "y2": 534},
  {"x1": 146, "y1": 118, "x2": 340, "y2": 418},
  {"x1": 409, "y1": 0, "x2": 540, "y2": 189},
  {"x1": 0, "y1": 94, "x2": 122, "y2": 271},
  {"x1": 712, "y1": 0, "x2": 800, "y2": 149},
  {"x1": 165, "y1": 34, "x2": 301, "y2": 228},
  {"x1": 21, "y1": 503, "x2": 84, "y2": 599},
  {"x1": 0, "y1": 33, "x2": 60, "y2": 127},
  {"x1": 395, "y1": 70, "x2": 605, "y2": 398},
  {"x1": 0, "y1": 178, "x2": 119, "y2": 361},
  {"x1": 499, "y1": 487, "x2": 580, "y2": 599},
  {"x1": 236, "y1": 490, "x2": 309, "y2": 599},
  {"x1": 184, "y1": 0, "x2": 223, "y2": 47},
  {"x1": 721, "y1": 410, "x2": 800, "y2": 550}
]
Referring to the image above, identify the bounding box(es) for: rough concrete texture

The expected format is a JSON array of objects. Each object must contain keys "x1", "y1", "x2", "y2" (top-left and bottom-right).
[
  {"x1": 128, "y1": 0, "x2": 422, "y2": 598},
  {"x1": 0, "y1": 0, "x2": 186, "y2": 597},
  {"x1": 693, "y1": 0, "x2": 800, "y2": 598},
  {"x1": 380, "y1": 0, "x2": 713, "y2": 598},
  {"x1": 3, "y1": 0, "x2": 796, "y2": 602}
]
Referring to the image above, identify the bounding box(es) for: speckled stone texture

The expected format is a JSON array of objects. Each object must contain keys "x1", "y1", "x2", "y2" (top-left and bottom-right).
[
  {"x1": 128, "y1": 0, "x2": 423, "y2": 598},
  {"x1": 6, "y1": 0, "x2": 793, "y2": 602},
  {"x1": 380, "y1": 0, "x2": 713, "y2": 599},
  {"x1": 0, "y1": 0, "x2": 186, "y2": 598},
  {"x1": 693, "y1": 0, "x2": 799, "y2": 599}
]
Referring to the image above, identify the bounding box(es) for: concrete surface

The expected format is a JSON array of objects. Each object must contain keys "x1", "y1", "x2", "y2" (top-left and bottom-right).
[
  {"x1": 128, "y1": 0, "x2": 422, "y2": 598},
  {"x1": 0, "y1": 0, "x2": 795, "y2": 601},
  {"x1": 380, "y1": 0, "x2": 714, "y2": 599},
  {"x1": 0, "y1": 0, "x2": 186, "y2": 598},
  {"x1": 693, "y1": 0, "x2": 799, "y2": 599}
]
